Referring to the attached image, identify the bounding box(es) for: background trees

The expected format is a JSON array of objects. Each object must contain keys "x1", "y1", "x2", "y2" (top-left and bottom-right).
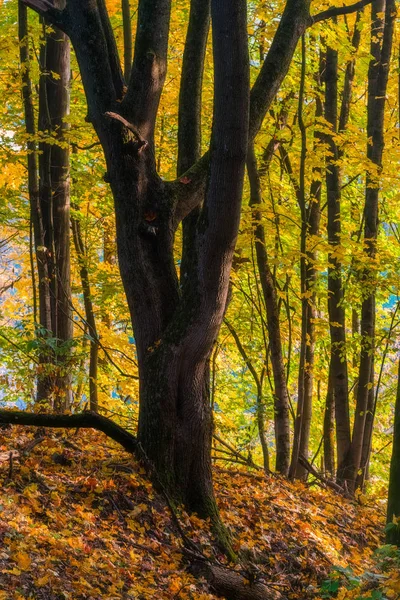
[{"x1": 0, "y1": 0, "x2": 399, "y2": 544}]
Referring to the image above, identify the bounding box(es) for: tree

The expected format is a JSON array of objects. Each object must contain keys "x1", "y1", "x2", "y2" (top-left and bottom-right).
[
  {"x1": 14, "y1": 0, "x2": 376, "y2": 539},
  {"x1": 343, "y1": 0, "x2": 395, "y2": 491},
  {"x1": 19, "y1": 2, "x2": 73, "y2": 410},
  {"x1": 386, "y1": 357, "x2": 400, "y2": 546}
]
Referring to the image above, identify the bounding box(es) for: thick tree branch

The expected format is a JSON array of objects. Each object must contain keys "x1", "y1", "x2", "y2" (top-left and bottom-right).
[
  {"x1": 171, "y1": 153, "x2": 209, "y2": 228},
  {"x1": 0, "y1": 410, "x2": 137, "y2": 454},
  {"x1": 97, "y1": 0, "x2": 125, "y2": 99},
  {"x1": 177, "y1": 0, "x2": 210, "y2": 175},
  {"x1": 20, "y1": 0, "x2": 64, "y2": 25},
  {"x1": 249, "y1": 0, "x2": 309, "y2": 140},
  {"x1": 122, "y1": 0, "x2": 172, "y2": 147},
  {"x1": 177, "y1": 0, "x2": 210, "y2": 289},
  {"x1": 179, "y1": 0, "x2": 249, "y2": 358},
  {"x1": 311, "y1": 0, "x2": 373, "y2": 25}
]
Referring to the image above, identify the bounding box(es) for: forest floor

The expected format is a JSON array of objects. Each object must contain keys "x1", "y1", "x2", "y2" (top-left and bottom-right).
[{"x1": 0, "y1": 425, "x2": 399, "y2": 600}]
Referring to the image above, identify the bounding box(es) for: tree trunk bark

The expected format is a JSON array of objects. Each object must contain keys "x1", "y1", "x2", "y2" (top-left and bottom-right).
[
  {"x1": 386, "y1": 358, "x2": 400, "y2": 545},
  {"x1": 343, "y1": 0, "x2": 394, "y2": 491},
  {"x1": 37, "y1": 21, "x2": 72, "y2": 411},
  {"x1": 247, "y1": 144, "x2": 291, "y2": 475},
  {"x1": 71, "y1": 217, "x2": 99, "y2": 412},
  {"x1": 18, "y1": 2, "x2": 52, "y2": 402},
  {"x1": 324, "y1": 41, "x2": 351, "y2": 481},
  {"x1": 323, "y1": 369, "x2": 335, "y2": 476}
]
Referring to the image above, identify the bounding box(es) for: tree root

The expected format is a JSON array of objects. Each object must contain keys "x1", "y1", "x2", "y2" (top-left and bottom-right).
[{"x1": 191, "y1": 562, "x2": 284, "y2": 600}]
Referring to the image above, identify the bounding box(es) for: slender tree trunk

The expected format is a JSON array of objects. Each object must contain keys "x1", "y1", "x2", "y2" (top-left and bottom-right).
[
  {"x1": 71, "y1": 217, "x2": 99, "y2": 412},
  {"x1": 290, "y1": 39, "x2": 322, "y2": 479},
  {"x1": 18, "y1": 2, "x2": 52, "y2": 400},
  {"x1": 225, "y1": 320, "x2": 270, "y2": 472},
  {"x1": 38, "y1": 22, "x2": 72, "y2": 411},
  {"x1": 323, "y1": 370, "x2": 335, "y2": 476},
  {"x1": 324, "y1": 41, "x2": 351, "y2": 481},
  {"x1": 247, "y1": 143, "x2": 291, "y2": 475},
  {"x1": 386, "y1": 357, "x2": 400, "y2": 545},
  {"x1": 344, "y1": 0, "x2": 394, "y2": 491},
  {"x1": 356, "y1": 356, "x2": 374, "y2": 488}
]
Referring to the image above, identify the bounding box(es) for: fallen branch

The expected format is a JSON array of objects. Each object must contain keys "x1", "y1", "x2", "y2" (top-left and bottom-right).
[
  {"x1": 192, "y1": 562, "x2": 284, "y2": 600},
  {"x1": 213, "y1": 434, "x2": 262, "y2": 471},
  {"x1": 0, "y1": 410, "x2": 137, "y2": 454},
  {"x1": 298, "y1": 454, "x2": 350, "y2": 497}
]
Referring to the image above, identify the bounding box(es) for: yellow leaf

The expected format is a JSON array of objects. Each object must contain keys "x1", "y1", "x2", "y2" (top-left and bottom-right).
[
  {"x1": 36, "y1": 574, "x2": 50, "y2": 586},
  {"x1": 15, "y1": 551, "x2": 31, "y2": 571}
]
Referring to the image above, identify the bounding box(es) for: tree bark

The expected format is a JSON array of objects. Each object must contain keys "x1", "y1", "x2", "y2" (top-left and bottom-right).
[
  {"x1": 37, "y1": 21, "x2": 72, "y2": 411},
  {"x1": 247, "y1": 144, "x2": 291, "y2": 475},
  {"x1": 177, "y1": 0, "x2": 210, "y2": 290},
  {"x1": 324, "y1": 40, "x2": 351, "y2": 481},
  {"x1": 386, "y1": 358, "x2": 400, "y2": 545},
  {"x1": 18, "y1": 1, "x2": 52, "y2": 400},
  {"x1": 323, "y1": 371, "x2": 335, "y2": 476},
  {"x1": 71, "y1": 217, "x2": 99, "y2": 412},
  {"x1": 344, "y1": 0, "x2": 395, "y2": 491}
]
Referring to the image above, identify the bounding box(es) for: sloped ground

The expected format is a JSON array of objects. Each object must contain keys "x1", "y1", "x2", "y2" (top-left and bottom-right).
[{"x1": 0, "y1": 425, "x2": 395, "y2": 599}]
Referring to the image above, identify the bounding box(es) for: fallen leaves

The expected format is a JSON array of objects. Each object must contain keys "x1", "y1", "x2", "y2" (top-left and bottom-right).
[{"x1": 0, "y1": 426, "x2": 388, "y2": 600}]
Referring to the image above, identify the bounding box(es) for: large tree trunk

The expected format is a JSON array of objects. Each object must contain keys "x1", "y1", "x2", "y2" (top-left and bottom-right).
[
  {"x1": 90, "y1": 0, "x2": 248, "y2": 535},
  {"x1": 37, "y1": 23, "x2": 72, "y2": 411},
  {"x1": 21, "y1": 0, "x2": 373, "y2": 549}
]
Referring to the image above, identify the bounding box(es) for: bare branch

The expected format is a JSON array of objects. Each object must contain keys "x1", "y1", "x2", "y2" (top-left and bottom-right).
[
  {"x1": 0, "y1": 410, "x2": 137, "y2": 454},
  {"x1": 105, "y1": 111, "x2": 147, "y2": 145},
  {"x1": 311, "y1": 0, "x2": 373, "y2": 25}
]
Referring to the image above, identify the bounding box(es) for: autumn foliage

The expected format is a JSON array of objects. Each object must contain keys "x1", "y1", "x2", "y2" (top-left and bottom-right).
[{"x1": 0, "y1": 425, "x2": 399, "y2": 599}]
